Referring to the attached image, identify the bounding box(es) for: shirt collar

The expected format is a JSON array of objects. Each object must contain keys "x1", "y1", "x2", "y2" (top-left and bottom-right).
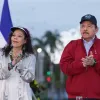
[{"x1": 83, "y1": 36, "x2": 95, "y2": 43}]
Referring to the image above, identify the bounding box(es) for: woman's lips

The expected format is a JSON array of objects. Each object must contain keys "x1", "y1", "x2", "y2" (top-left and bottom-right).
[{"x1": 12, "y1": 41, "x2": 18, "y2": 43}]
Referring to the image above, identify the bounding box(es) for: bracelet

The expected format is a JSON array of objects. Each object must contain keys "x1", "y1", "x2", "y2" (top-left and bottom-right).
[{"x1": 8, "y1": 62, "x2": 14, "y2": 71}]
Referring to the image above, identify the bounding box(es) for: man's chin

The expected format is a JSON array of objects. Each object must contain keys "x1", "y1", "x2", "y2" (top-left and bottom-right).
[{"x1": 83, "y1": 37, "x2": 92, "y2": 41}]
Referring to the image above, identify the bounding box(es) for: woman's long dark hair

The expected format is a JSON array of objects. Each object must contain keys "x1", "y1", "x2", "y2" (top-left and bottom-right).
[{"x1": 2, "y1": 27, "x2": 34, "y2": 57}]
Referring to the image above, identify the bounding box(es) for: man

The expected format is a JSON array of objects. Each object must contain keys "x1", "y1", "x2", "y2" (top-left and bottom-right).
[{"x1": 60, "y1": 14, "x2": 100, "y2": 99}]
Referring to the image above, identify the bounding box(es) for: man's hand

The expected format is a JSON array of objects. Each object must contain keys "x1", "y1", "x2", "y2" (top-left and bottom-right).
[
  {"x1": 81, "y1": 51, "x2": 95, "y2": 67},
  {"x1": 81, "y1": 57, "x2": 88, "y2": 67}
]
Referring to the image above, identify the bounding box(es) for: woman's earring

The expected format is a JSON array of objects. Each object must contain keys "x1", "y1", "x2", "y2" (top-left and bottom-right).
[{"x1": 23, "y1": 45, "x2": 26, "y2": 51}]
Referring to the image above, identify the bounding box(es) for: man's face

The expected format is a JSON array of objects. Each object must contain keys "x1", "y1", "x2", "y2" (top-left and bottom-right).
[{"x1": 80, "y1": 21, "x2": 98, "y2": 41}]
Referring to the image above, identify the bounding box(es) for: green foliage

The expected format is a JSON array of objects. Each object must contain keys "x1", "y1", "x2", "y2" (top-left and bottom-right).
[
  {"x1": 43, "y1": 30, "x2": 63, "y2": 53},
  {"x1": 30, "y1": 80, "x2": 47, "y2": 99}
]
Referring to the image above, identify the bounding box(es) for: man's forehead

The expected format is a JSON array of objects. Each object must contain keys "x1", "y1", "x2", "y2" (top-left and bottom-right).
[{"x1": 80, "y1": 21, "x2": 93, "y2": 25}]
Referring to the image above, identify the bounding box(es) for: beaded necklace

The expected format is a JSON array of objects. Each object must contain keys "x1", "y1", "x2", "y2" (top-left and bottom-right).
[{"x1": 8, "y1": 50, "x2": 23, "y2": 70}]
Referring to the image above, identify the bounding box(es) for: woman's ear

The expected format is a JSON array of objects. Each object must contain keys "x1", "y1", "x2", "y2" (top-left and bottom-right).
[{"x1": 24, "y1": 39, "x2": 27, "y2": 44}]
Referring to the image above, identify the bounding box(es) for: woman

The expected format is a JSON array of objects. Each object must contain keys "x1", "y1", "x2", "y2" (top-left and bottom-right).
[{"x1": 0, "y1": 27, "x2": 36, "y2": 100}]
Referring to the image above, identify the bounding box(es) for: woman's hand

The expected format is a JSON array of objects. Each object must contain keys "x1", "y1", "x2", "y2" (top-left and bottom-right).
[{"x1": 12, "y1": 54, "x2": 22, "y2": 66}]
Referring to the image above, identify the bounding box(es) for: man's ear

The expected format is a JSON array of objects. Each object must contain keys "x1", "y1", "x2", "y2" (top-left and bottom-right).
[{"x1": 96, "y1": 27, "x2": 99, "y2": 33}]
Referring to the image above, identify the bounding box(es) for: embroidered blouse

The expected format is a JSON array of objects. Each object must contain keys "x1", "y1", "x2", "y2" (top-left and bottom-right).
[{"x1": 0, "y1": 50, "x2": 36, "y2": 100}]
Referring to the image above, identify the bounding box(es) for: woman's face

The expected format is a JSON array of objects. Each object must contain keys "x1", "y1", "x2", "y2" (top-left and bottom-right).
[{"x1": 11, "y1": 29, "x2": 26, "y2": 49}]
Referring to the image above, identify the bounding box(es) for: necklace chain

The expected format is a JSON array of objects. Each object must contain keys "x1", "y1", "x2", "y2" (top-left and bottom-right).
[{"x1": 10, "y1": 49, "x2": 23, "y2": 60}]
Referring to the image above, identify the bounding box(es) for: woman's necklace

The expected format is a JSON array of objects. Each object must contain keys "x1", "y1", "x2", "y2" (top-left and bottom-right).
[{"x1": 10, "y1": 49, "x2": 23, "y2": 60}]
